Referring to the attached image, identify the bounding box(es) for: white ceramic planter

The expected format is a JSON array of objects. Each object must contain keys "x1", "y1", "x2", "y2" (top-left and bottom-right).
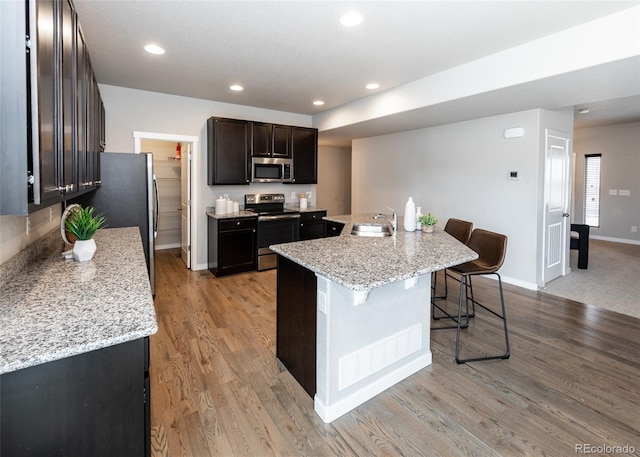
[{"x1": 73, "y1": 239, "x2": 97, "y2": 262}]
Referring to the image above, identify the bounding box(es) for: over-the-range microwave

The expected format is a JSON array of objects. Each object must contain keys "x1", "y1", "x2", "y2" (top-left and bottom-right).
[{"x1": 251, "y1": 157, "x2": 293, "y2": 183}]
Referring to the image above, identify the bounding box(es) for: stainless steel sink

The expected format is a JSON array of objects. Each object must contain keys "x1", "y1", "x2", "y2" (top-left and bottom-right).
[{"x1": 351, "y1": 223, "x2": 393, "y2": 237}]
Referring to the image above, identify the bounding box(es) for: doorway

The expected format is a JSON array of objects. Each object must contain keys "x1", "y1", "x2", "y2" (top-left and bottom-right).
[{"x1": 134, "y1": 131, "x2": 197, "y2": 269}]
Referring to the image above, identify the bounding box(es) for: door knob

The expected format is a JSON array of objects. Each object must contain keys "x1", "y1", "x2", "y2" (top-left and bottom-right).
[{"x1": 562, "y1": 213, "x2": 569, "y2": 217}]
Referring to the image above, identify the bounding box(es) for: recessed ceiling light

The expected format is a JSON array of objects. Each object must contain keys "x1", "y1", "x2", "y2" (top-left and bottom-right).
[
  {"x1": 313, "y1": 100, "x2": 325, "y2": 106},
  {"x1": 144, "y1": 44, "x2": 165, "y2": 55},
  {"x1": 230, "y1": 85, "x2": 244, "y2": 91},
  {"x1": 366, "y1": 83, "x2": 380, "y2": 90},
  {"x1": 578, "y1": 108, "x2": 590, "y2": 114},
  {"x1": 340, "y1": 12, "x2": 363, "y2": 27}
]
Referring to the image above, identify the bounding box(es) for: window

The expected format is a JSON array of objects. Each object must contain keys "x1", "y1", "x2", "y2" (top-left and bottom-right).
[{"x1": 583, "y1": 154, "x2": 601, "y2": 227}]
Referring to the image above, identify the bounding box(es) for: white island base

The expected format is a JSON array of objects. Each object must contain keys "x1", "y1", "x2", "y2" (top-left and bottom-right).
[{"x1": 314, "y1": 274, "x2": 432, "y2": 423}]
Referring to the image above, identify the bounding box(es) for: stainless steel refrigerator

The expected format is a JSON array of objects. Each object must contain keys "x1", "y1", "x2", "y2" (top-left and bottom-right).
[{"x1": 71, "y1": 152, "x2": 158, "y2": 294}]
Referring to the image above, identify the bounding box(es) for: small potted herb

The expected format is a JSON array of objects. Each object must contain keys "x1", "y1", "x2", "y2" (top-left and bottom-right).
[
  {"x1": 65, "y1": 205, "x2": 107, "y2": 261},
  {"x1": 418, "y1": 213, "x2": 438, "y2": 233}
]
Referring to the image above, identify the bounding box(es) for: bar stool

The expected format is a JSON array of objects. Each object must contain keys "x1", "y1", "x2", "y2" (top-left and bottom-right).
[
  {"x1": 431, "y1": 218, "x2": 473, "y2": 329},
  {"x1": 448, "y1": 228, "x2": 510, "y2": 364}
]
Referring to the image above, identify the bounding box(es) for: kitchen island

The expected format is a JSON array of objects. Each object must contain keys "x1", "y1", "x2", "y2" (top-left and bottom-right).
[
  {"x1": 270, "y1": 214, "x2": 478, "y2": 423},
  {"x1": 0, "y1": 227, "x2": 157, "y2": 456}
]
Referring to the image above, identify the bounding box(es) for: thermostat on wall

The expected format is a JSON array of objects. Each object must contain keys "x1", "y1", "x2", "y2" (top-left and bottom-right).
[{"x1": 508, "y1": 171, "x2": 520, "y2": 180}]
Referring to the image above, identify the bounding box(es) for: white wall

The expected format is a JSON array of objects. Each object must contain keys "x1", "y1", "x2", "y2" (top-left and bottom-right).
[
  {"x1": 317, "y1": 145, "x2": 351, "y2": 216},
  {"x1": 573, "y1": 121, "x2": 640, "y2": 243},
  {"x1": 99, "y1": 84, "x2": 315, "y2": 270},
  {"x1": 352, "y1": 109, "x2": 573, "y2": 288}
]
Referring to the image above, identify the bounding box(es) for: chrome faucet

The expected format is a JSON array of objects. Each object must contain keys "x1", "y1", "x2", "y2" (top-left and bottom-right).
[{"x1": 374, "y1": 207, "x2": 397, "y2": 232}]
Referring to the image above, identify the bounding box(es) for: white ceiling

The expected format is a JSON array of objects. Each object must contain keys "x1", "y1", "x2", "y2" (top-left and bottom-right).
[{"x1": 73, "y1": 1, "x2": 640, "y2": 146}]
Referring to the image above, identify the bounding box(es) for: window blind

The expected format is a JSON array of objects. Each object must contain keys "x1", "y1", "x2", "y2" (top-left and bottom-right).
[{"x1": 584, "y1": 154, "x2": 601, "y2": 227}]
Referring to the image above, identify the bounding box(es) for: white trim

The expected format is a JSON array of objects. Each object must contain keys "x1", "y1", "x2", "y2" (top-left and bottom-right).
[
  {"x1": 133, "y1": 131, "x2": 198, "y2": 270},
  {"x1": 589, "y1": 235, "x2": 640, "y2": 246},
  {"x1": 314, "y1": 353, "x2": 431, "y2": 424},
  {"x1": 155, "y1": 243, "x2": 180, "y2": 251},
  {"x1": 133, "y1": 131, "x2": 197, "y2": 143},
  {"x1": 479, "y1": 273, "x2": 538, "y2": 291}
]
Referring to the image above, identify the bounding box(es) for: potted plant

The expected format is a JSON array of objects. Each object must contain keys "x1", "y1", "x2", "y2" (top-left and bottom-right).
[
  {"x1": 418, "y1": 213, "x2": 438, "y2": 233},
  {"x1": 65, "y1": 205, "x2": 107, "y2": 261}
]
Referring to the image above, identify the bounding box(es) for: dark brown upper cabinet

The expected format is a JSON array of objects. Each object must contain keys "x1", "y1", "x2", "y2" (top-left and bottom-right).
[
  {"x1": 250, "y1": 122, "x2": 292, "y2": 158},
  {"x1": 208, "y1": 117, "x2": 251, "y2": 185},
  {"x1": 289, "y1": 127, "x2": 318, "y2": 184},
  {"x1": 272, "y1": 124, "x2": 292, "y2": 158},
  {"x1": 0, "y1": 0, "x2": 104, "y2": 214},
  {"x1": 250, "y1": 122, "x2": 272, "y2": 157}
]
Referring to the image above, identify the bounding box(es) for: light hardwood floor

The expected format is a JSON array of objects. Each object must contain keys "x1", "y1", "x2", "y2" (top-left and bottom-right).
[{"x1": 150, "y1": 249, "x2": 640, "y2": 457}]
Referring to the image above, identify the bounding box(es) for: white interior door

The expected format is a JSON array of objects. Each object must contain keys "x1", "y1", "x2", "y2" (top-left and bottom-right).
[
  {"x1": 542, "y1": 129, "x2": 571, "y2": 285},
  {"x1": 180, "y1": 143, "x2": 191, "y2": 268}
]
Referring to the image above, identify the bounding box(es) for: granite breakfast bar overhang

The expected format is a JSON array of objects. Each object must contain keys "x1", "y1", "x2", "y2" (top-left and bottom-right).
[{"x1": 270, "y1": 214, "x2": 478, "y2": 423}]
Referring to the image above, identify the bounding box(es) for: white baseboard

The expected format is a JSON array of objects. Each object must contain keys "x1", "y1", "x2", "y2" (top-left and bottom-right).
[
  {"x1": 501, "y1": 275, "x2": 538, "y2": 291},
  {"x1": 155, "y1": 243, "x2": 180, "y2": 250},
  {"x1": 476, "y1": 273, "x2": 538, "y2": 291},
  {"x1": 314, "y1": 352, "x2": 432, "y2": 424},
  {"x1": 589, "y1": 235, "x2": 640, "y2": 246}
]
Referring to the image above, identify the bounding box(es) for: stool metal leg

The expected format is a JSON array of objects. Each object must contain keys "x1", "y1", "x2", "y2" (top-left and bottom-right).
[
  {"x1": 455, "y1": 272, "x2": 510, "y2": 364},
  {"x1": 431, "y1": 269, "x2": 474, "y2": 329}
]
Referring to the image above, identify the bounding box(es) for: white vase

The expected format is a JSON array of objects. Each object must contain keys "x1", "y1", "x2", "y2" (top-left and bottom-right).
[{"x1": 73, "y1": 239, "x2": 97, "y2": 262}]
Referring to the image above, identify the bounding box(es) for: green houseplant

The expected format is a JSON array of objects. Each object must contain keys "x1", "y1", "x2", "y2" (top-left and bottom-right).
[
  {"x1": 65, "y1": 205, "x2": 106, "y2": 261},
  {"x1": 418, "y1": 213, "x2": 438, "y2": 233}
]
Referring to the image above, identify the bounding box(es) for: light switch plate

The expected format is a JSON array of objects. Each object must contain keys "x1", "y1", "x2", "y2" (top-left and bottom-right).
[
  {"x1": 619, "y1": 189, "x2": 631, "y2": 196},
  {"x1": 609, "y1": 189, "x2": 618, "y2": 195}
]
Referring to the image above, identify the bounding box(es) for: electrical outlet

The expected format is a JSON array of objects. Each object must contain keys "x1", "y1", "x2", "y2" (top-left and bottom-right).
[
  {"x1": 26, "y1": 216, "x2": 31, "y2": 236},
  {"x1": 306, "y1": 191, "x2": 312, "y2": 199},
  {"x1": 290, "y1": 192, "x2": 296, "y2": 199},
  {"x1": 632, "y1": 226, "x2": 638, "y2": 233}
]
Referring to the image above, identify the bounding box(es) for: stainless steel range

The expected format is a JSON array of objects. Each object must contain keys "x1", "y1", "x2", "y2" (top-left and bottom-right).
[{"x1": 245, "y1": 193, "x2": 300, "y2": 271}]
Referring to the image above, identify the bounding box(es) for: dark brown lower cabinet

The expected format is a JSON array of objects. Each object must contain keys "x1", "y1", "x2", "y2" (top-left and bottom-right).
[
  {"x1": 326, "y1": 220, "x2": 345, "y2": 237},
  {"x1": 299, "y1": 210, "x2": 326, "y2": 240},
  {"x1": 0, "y1": 338, "x2": 150, "y2": 457},
  {"x1": 276, "y1": 255, "x2": 317, "y2": 397},
  {"x1": 208, "y1": 216, "x2": 257, "y2": 276}
]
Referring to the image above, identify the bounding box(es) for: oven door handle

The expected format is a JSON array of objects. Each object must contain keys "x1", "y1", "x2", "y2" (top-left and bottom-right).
[{"x1": 258, "y1": 214, "x2": 301, "y2": 222}]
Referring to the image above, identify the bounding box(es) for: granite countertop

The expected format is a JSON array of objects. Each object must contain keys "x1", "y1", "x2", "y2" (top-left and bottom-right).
[
  {"x1": 270, "y1": 214, "x2": 478, "y2": 291},
  {"x1": 0, "y1": 227, "x2": 158, "y2": 375},
  {"x1": 296, "y1": 207, "x2": 327, "y2": 213},
  {"x1": 207, "y1": 210, "x2": 258, "y2": 220}
]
